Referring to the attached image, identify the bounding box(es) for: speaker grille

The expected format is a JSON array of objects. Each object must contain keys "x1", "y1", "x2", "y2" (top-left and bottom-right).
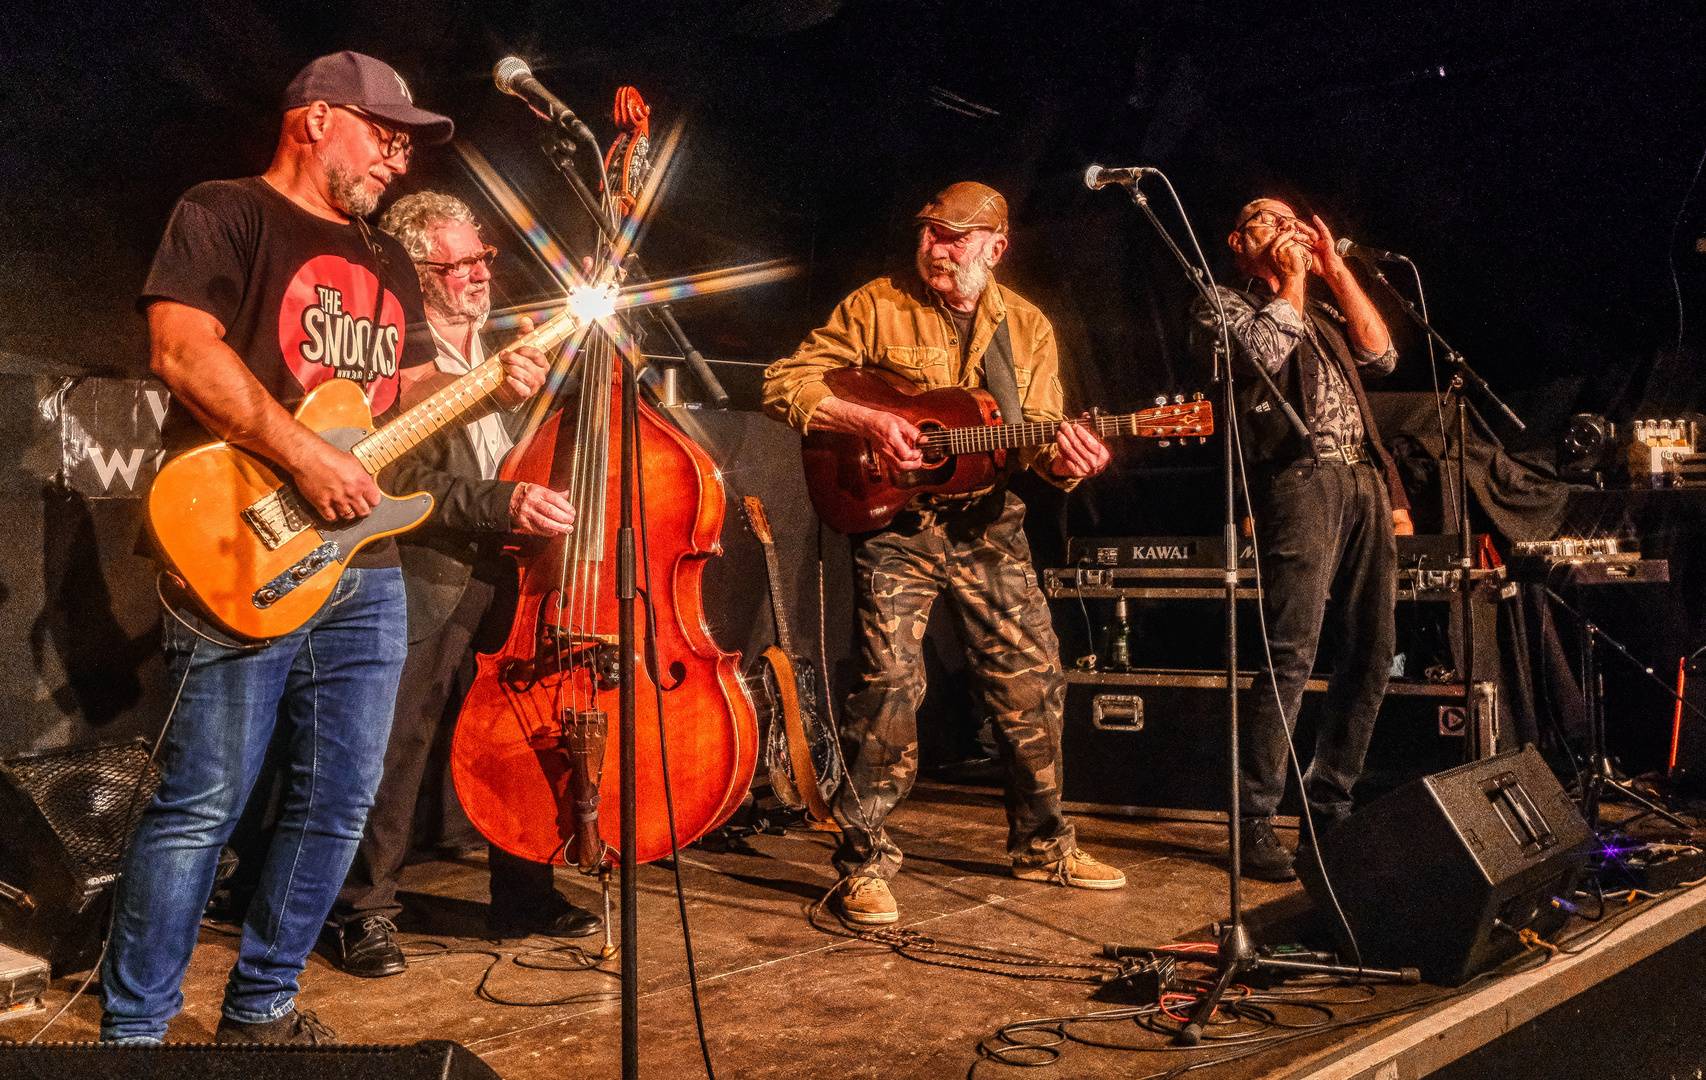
[{"x1": 2, "y1": 742, "x2": 159, "y2": 883}]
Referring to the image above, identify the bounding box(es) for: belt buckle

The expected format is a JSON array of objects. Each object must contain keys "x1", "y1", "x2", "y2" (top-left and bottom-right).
[{"x1": 1332, "y1": 444, "x2": 1361, "y2": 465}]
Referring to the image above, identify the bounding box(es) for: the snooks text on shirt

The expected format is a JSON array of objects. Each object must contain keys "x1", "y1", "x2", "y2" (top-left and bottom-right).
[{"x1": 277, "y1": 253, "x2": 406, "y2": 413}]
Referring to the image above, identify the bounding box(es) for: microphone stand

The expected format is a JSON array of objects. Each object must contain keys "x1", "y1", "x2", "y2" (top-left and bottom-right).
[
  {"x1": 540, "y1": 134, "x2": 731, "y2": 408},
  {"x1": 537, "y1": 123, "x2": 651, "y2": 1080},
  {"x1": 1354, "y1": 258, "x2": 1524, "y2": 762},
  {"x1": 1100, "y1": 177, "x2": 1414, "y2": 1047},
  {"x1": 1540, "y1": 586, "x2": 1694, "y2": 831}
]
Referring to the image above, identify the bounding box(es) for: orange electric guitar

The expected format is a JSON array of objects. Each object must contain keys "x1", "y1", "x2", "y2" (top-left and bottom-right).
[
  {"x1": 147, "y1": 301, "x2": 592, "y2": 641},
  {"x1": 801, "y1": 367, "x2": 1214, "y2": 533}
]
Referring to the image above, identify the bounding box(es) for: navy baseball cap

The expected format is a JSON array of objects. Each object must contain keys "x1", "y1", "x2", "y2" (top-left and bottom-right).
[{"x1": 284, "y1": 51, "x2": 454, "y2": 145}]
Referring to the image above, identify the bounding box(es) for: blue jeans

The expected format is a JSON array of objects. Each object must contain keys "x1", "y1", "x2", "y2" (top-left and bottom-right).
[{"x1": 100, "y1": 567, "x2": 407, "y2": 1043}]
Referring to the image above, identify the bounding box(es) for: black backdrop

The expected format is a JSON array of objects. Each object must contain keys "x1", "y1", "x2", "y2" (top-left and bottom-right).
[{"x1": 3, "y1": 0, "x2": 1706, "y2": 754}]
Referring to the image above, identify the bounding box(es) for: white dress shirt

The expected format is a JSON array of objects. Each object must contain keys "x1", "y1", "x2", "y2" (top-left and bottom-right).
[{"x1": 427, "y1": 317, "x2": 514, "y2": 482}]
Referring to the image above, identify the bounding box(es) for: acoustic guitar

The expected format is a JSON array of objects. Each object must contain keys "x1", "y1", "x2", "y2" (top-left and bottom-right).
[
  {"x1": 800, "y1": 366, "x2": 1213, "y2": 533},
  {"x1": 740, "y1": 496, "x2": 841, "y2": 829},
  {"x1": 147, "y1": 300, "x2": 591, "y2": 640}
]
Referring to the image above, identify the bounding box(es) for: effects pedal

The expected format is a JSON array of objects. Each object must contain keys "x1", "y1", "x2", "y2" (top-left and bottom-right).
[
  {"x1": 1091, "y1": 951, "x2": 1177, "y2": 1005},
  {"x1": 1596, "y1": 841, "x2": 1706, "y2": 893}
]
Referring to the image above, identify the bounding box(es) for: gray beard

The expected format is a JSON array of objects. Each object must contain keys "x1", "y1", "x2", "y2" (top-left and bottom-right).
[
  {"x1": 421, "y1": 271, "x2": 490, "y2": 326},
  {"x1": 321, "y1": 155, "x2": 379, "y2": 219},
  {"x1": 951, "y1": 254, "x2": 992, "y2": 299}
]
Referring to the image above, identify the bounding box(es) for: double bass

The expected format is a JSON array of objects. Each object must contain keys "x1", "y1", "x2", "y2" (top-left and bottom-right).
[{"x1": 450, "y1": 89, "x2": 757, "y2": 870}]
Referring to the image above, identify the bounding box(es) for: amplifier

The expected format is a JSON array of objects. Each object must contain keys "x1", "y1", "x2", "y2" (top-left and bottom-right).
[
  {"x1": 1300, "y1": 746, "x2": 1591, "y2": 984},
  {"x1": 1506, "y1": 537, "x2": 1670, "y2": 586}
]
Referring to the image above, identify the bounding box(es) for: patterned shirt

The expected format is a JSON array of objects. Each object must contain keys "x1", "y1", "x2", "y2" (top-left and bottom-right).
[{"x1": 1200, "y1": 286, "x2": 1396, "y2": 454}]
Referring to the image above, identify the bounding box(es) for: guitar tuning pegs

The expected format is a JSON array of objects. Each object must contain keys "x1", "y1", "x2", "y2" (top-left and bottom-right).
[
  {"x1": 1154, "y1": 395, "x2": 1167, "y2": 406},
  {"x1": 1173, "y1": 394, "x2": 1184, "y2": 404},
  {"x1": 1198, "y1": 436, "x2": 1208, "y2": 444},
  {"x1": 1192, "y1": 391, "x2": 1204, "y2": 401},
  {"x1": 1158, "y1": 439, "x2": 1171, "y2": 448}
]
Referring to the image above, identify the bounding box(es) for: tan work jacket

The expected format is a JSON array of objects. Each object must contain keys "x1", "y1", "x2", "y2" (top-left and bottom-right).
[{"x1": 761, "y1": 274, "x2": 1074, "y2": 489}]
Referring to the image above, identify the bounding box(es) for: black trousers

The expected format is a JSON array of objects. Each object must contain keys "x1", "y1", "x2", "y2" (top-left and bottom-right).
[
  {"x1": 1244, "y1": 458, "x2": 1396, "y2": 823},
  {"x1": 331, "y1": 574, "x2": 554, "y2": 926}
]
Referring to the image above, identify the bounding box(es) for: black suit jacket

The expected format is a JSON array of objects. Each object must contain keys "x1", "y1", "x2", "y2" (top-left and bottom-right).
[{"x1": 384, "y1": 409, "x2": 519, "y2": 645}]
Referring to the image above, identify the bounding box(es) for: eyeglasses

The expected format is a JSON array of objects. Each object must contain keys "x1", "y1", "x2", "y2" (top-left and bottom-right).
[
  {"x1": 1238, "y1": 209, "x2": 1301, "y2": 233},
  {"x1": 332, "y1": 105, "x2": 412, "y2": 162},
  {"x1": 419, "y1": 246, "x2": 498, "y2": 278}
]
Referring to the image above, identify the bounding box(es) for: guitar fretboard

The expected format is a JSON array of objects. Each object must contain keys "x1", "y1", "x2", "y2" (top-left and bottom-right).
[
  {"x1": 918, "y1": 407, "x2": 1207, "y2": 457},
  {"x1": 353, "y1": 304, "x2": 586, "y2": 474}
]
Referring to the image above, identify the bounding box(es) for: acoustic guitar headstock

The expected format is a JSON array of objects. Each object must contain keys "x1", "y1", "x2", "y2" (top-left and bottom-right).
[
  {"x1": 1132, "y1": 394, "x2": 1214, "y2": 439},
  {"x1": 742, "y1": 495, "x2": 775, "y2": 545}
]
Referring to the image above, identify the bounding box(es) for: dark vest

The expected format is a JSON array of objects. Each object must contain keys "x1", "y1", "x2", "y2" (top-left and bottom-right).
[{"x1": 1216, "y1": 283, "x2": 1410, "y2": 513}]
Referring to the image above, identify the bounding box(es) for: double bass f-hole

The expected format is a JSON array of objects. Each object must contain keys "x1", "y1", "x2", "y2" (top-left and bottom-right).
[{"x1": 634, "y1": 586, "x2": 689, "y2": 693}]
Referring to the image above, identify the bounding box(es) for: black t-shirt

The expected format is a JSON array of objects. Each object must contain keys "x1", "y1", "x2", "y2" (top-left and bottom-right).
[{"x1": 141, "y1": 176, "x2": 436, "y2": 568}]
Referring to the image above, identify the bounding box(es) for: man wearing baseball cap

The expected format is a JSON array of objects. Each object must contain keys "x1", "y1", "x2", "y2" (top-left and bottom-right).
[
  {"x1": 763, "y1": 182, "x2": 1126, "y2": 927},
  {"x1": 100, "y1": 52, "x2": 548, "y2": 1044}
]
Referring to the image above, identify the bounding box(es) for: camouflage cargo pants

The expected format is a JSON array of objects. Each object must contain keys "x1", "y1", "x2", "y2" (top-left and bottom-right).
[{"x1": 831, "y1": 490, "x2": 1074, "y2": 881}]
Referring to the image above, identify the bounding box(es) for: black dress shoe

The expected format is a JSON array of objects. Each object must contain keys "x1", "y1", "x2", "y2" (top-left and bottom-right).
[
  {"x1": 1236, "y1": 818, "x2": 1298, "y2": 882},
  {"x1": 339, "y1": 914, "x2": 407, "y2": 978},
  {"x1": 488, "y1": 891, "x2": 603, "y2": 939}
]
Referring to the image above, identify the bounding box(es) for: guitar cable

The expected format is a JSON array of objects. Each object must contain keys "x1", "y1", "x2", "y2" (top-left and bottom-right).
[
  {"x1": 29, "y1": 577, "x2": 200, "y2": 1042},
  {"x1": 629, "y1": 349, "x2": 721, "y2": 1080}
]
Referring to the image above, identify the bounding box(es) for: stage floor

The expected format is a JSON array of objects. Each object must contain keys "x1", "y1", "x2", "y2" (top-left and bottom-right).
[{"x1": 15, "y1": 779, "x2": 1706, "y2": 1078}]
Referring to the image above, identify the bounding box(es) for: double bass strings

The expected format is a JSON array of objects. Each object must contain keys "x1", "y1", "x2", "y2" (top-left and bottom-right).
[{"x1": 561, "y1": 328, "x2": 614, "y2": 719}]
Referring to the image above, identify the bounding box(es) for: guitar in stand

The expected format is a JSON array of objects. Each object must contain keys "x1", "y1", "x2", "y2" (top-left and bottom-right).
[
  {"x1": 741, "y1": 496, "x2": 842, "y2": 831},
  {"x1": 801, "y1": 367, "x2": 1212, "y2": 534}
]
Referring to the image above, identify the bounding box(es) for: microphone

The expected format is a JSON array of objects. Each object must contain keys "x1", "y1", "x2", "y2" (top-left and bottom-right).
[
  {"x1": 493, "y1": 57, "x2": 597, "y2": 146},
  {"x1": 1083, "y1": 164, "x2": 1153, "y2": 190},
  {"x1": 1334, "y1": 237, "x2": 1409, "y2": 263}
]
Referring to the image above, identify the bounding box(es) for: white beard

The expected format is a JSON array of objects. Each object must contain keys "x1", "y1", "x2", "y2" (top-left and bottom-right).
[
  {"x1": 421, "y1": 271, "x2": 490, "y2": 325},
  {"x1": 916, "y1": 247, "x2": 994, "y2": 302}
]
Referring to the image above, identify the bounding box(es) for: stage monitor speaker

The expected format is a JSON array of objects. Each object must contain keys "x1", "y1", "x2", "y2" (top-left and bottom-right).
[
  {"x1": 1299, "y1": 746, "x2": 1592, "y2": 985},
  {"x1": 0, "y1": 739, "x2": 159, "y2": 975},
  {"x1": 0, "y1": 1039, "x2": 499, "y2": 1079}
]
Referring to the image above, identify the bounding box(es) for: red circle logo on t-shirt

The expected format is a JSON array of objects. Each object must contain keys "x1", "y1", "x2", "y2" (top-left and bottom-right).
[{"x1": 277, "y1": 254, "x2": 407, "y2": 414}]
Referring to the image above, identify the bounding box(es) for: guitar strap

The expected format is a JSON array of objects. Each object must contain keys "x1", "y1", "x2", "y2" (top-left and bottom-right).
[
  {"x1": 981, "y1": 317, "x2": 1024, "y2": 426},
  {"x1": 352, "y1": 216, "x2": 392, "y2": 401},
  {"x1": 767, "y1": 646, "x2": 839, "y2": 830}
]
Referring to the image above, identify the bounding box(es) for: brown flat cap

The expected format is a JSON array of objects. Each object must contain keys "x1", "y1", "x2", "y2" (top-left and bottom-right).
[{"x1": 916, "y1": 181, "x2": 1008, "y2": 234}]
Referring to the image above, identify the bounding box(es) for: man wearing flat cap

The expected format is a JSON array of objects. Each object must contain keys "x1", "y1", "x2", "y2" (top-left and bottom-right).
[
  {"x1": 763, "y1": 181, "x2": 1126, "y2": 926},
  {"x1": 101, "y1": 52, "x2": 548, "y2": 1044}
]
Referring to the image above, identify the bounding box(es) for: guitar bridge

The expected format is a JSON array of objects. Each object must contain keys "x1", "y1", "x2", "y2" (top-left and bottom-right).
[
  {"x1": 252, "y1": 541, "x2": 341, "y2": 608},
  {"x1": 242, "y1": 487, "x2": 314, "y2": 550}
]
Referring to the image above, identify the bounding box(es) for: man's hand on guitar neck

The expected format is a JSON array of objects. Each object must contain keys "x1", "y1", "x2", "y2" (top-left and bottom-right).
[
  {"x1": 809, "y1": 396, "x2": 924, "y2": 472},
  {"x1": 1049, "y1": 415, "x2": 1112, "y2": 479},
  {"x1": 283, "y1": 434, "x2": 385, "y2": 521},
  {"x1": 494, "y1": 315, "x2": 551, "y2": 409}
]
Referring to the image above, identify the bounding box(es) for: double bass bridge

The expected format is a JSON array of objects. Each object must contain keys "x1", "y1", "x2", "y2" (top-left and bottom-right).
[{"x1": 499, "y1": 622, "x2": 622, "y2": 692}]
